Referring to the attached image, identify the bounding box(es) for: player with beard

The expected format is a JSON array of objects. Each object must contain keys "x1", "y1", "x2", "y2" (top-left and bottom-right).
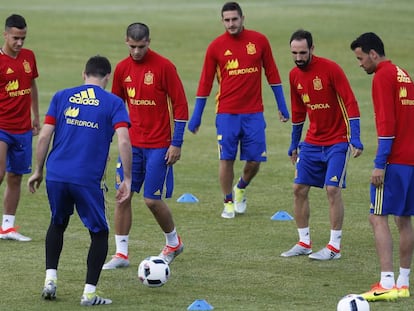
[{"x1": 280, "y1": 29, "x2": 363, "y2": 260}]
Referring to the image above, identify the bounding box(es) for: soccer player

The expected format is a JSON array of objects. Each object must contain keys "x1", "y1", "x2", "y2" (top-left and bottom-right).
[
  {"x1": 280, "y1": 29, "x2": 363, "y2": 260},
  {"x1": 188, "y1": 2, "x2": 290, "y2": 219},
  {"x1": 351, "y1": 32, "x2": 414, "y2": 301},
  {"x1": 27, "y1": 55, "x2": 132, "y2": 305},
  {"x1": 0, "y1": 14, "x2": 40, "y2": 241},
  {"x1": 102, "y1": 22, "x2": 188, "y2": 269}
]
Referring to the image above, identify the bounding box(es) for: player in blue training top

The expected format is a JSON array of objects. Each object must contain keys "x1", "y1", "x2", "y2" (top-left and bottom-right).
[{"x1": 28, "y1": 55, "x2": 132, "y2": 306}]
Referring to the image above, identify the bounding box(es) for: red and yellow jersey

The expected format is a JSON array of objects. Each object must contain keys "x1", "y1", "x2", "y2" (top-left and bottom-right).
[
  {"x1": 196, "y1": 28, "x2": 282, "y2": 114},
  {"x1": 289, "y1": 55, "x2": 360, "y2": 146},
  {"x1": 112, "y1": 49, "x2": 188, "y2": 148},
  {"x1": 373, "y1": 60, "x2": 414, "y2": 165},
  {"x1": 0, "y1": 48, "x2": 38, "y2": 133}
]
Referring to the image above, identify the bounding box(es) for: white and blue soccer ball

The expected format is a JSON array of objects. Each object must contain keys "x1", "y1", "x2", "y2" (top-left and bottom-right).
[
  {"x1": 138, "y1": 256, "x2": 170, "y2": 287},
  {"x1": 337, "y1": 294, "x2": 370, "y2": 311}
]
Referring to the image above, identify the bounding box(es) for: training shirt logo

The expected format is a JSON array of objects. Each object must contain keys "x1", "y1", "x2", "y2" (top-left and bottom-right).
[
  {"x1": 69, "y1": 88, "x2": 99, "y2": 106},
  {"x1": 23, "y1": 60, "x2": 32, "y2": 73},
  {"x1": 6, "y1": 68, "x2": 14, "y2": 74},
  {"x1": 246, "y1": 42, "x2": 256, "y2": 55},
  {"x1": 224, "y1": 50, "x2": 232, "y2": 56},
  {"x1": 301, "y1": 93, "x2": 310, "y2": 104},
  {"x1": 124, "y1": 75, "x2": 132, "y2": 82},
  {"x1": 397, "y1": 66, "x2": 412, "y2": 83},
  {"x1": 226, "y1": 59, "x2": 239, "y2": 70},
  {"x1": 5, "y1": 80, "x2": 31, "y2": 98},
  {"x1": 144, "y1": 71, "x2": 154, "y2": 85},
  {"x1": 313, "y1": 77, "x2": 323, "y2": 91},
  {"x1": 127, "y1": 87, "x2": 135, "y2": 98},
  {"x1": 64, "y1": 107, "x2": 79, "y2": 118}
]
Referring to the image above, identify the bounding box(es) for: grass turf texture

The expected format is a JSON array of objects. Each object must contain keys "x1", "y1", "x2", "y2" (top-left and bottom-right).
[{"x1": 1, "y1": 0, "x2": 414, "y2": 310}]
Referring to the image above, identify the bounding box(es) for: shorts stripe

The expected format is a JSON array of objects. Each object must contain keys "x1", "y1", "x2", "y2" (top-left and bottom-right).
[{"x1": 373, "y1": 184, "x2": 384, "y2": 214}]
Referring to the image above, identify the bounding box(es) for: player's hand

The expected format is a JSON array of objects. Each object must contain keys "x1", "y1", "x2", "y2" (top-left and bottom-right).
[
  {"x1": 116, "y1": 180, "x2": 131, "y2": 203},
  {"x1": 289, "y1": 149, "x2": 298, "y2": 165},
  {"x1": 188, "y1": 115, "x2": 201, "y2": 134},
  {"x1": 350, "y1": 145, "x2": 363, "y2": 158},
  {"x1": 278, "y1": 110, "x2": 289, "y2": 123},
  {"x1": 165, "y1": 145, "x2": 181, "y2": 165},
  {"x1": 32, "y1": 118, "x2": 41, "y2": 136},
  {"x1": 370, "y1": 168, "x2": 384, "y2": 187},
  {"x1": 27, "y1": 172, "x2": 43, "y2": 193}
]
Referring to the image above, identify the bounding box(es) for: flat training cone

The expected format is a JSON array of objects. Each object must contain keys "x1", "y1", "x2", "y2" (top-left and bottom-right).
[
  {"x1": 177, "y1": 193, "x2": 199, "y2": 203},
  {"x1": 271, "y1": 210, "x2": 294, "y2": 221},
  {"x1": 187, "y1": 299, "x2": 214, "y2": 310}
]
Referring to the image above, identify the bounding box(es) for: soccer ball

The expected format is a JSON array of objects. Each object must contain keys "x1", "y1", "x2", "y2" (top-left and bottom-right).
[
  {"x1": 137, "y1": 256, "x2": 170, "y2": 287},
  {"x1": 337, "y1": 294, "x2": 370, "y2": 311}
]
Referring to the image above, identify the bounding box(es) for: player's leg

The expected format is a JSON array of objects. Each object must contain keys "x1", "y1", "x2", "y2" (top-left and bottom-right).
[
  {"x1": 309, "y1": 143, "x2": 350, "y2": 260},
  {"x1": 360, "y1": 164, "x2": 401, "y2": 301},
  {"x1": 103, "y1": 148, "x2": 143, "y2": 270},
  {"x1": 217, "y1": 114, "x2": 240, "y2": 218},
  {"x1": 42, "y1": 181, "x2": 73, "y2": 300},
  {"x1": 235, "y1": 113, "x2": 266, "y2": 214},
  {"x1": 281, "y1": 143, "x2": 324, "y2": 257},
  {"x1": 395, "y1": 165, "x2": 414, "y2": 297},
  {"x1": 144, "y1": 148, "x2": 183, "y2": 264},
  {"x1": 0, "y1": 131, "x2": 32, "y2": 241},
  {"x1": 74, "y1": 183, "x2": 112, "y2": 305}
]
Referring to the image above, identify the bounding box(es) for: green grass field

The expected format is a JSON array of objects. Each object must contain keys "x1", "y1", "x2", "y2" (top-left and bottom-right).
[{"x1": 1, "y1": 0, "x2": 414, "y2": 310}]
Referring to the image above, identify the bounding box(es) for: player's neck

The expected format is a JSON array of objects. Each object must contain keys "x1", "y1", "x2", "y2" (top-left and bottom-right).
[{"x1": 0, "y1": 45, "x2": 18, "y2": 58}]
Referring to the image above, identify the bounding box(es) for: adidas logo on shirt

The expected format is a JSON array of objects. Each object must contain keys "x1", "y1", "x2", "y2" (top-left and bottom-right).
[{"x1": 69, "y1": 87, "x2": 100, "y2": 106}]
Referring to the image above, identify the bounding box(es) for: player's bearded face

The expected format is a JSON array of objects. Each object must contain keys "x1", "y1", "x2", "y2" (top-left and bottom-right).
[
  {"x1": 353, "y1": 47, "x2": 375, "y2": 75},
  {"x1": 222, "y1": 11, "x2": 244, "y2": 35},
  {"x1": 290, "y1": 39, "x2": 312, "y2": 69}
]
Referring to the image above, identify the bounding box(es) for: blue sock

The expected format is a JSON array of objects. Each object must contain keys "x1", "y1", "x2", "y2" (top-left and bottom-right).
[
  {"x1": 224, "y1": 193, "x2": 233, "y2": 202},
  {"x1": 237, "y1": 178, "x2": 249, "y2": 189}
]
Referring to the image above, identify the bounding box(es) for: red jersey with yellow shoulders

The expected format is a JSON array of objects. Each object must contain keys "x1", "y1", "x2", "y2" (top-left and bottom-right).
[
  {"x1": 289, "y1": 55, "x2": 360, "y2": 146},
  {"x1": 0, "y1": 48, "x2": 38, "y2": 133},
  {"x1": 196, "y1": 28, "x2": 283, "y2": 114},
  {"x1": 373, "y1": 60, "x2": 414, "y2": 165},
  {"x1": 112, "y1": 49, "x2": 188, "y2": 148}
]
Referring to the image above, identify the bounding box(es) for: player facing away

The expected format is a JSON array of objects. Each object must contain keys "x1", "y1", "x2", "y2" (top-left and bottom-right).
[
  {"x1": 188, "y1": 2, "x2": 290, "y2": 219},
  {"x1": 0, "y1": 14, "x2": 40, "y2": 241},
  {"x1": 351, "y1": 32, "x2": 414, "y2": 302},
  {"x1": 27, "y1": 56, "x2": 132, "y2": 306},
  {"x1": 280, "y1": 29, "x2": 363, "y2": 260},
  {"x1": 102, "y1": 22, "x2": 188, "y2": 270}
]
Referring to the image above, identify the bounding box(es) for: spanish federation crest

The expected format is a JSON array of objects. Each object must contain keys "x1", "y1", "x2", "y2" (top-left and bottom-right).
[
  {"x1": 246, "y1": 42, "x2": 256, "y2": 55},
  {"x1": 144, "y1": 71, "x2": 154, "y2": 85},
  {"x1": 313, "y1": 76, "x2": 322, "y2": 91},
  {"x1": 23, "y1": 60, "x2": 32, "y2": 73}
]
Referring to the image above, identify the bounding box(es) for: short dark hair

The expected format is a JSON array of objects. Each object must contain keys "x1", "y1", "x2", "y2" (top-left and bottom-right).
[
  {"x1": 350, "y1": 32, "x2": 385, "y2": 56},
  {"x1": 5, "y1": 14, "x2": 26, "y2": 30},
  {"x1": 84, "y1": 55, "x2": 111, "y2": 78},
  {"x1": 126, "y1": 22, "x2": 149, "y2": 41},
  {"x1": 290, "y1": 29, "x2": 313, "y2": 49},
  {"x1": 221, "y1": 2, "x2": 243, "y2": 17}
]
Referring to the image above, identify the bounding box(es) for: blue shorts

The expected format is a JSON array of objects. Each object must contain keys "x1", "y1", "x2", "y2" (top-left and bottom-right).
[
  {"x1": 0, "y1": 129, "x2": 32, "y2": 174},
  {"x1": 115, "y1": 147, "x2": 173, "y2": 199},
  {"x1": 46, "y1": 180, "x2": 108, "y2": 233},
  {"x1": 216, "y1": 112, "x2": 267, "y2": 162},
  {"x1": 370, "y1": 164, "x2": 414, "y2": 216},
  {"x1": 295, "y1": 142, "x2": 350, "y2": 188}
]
